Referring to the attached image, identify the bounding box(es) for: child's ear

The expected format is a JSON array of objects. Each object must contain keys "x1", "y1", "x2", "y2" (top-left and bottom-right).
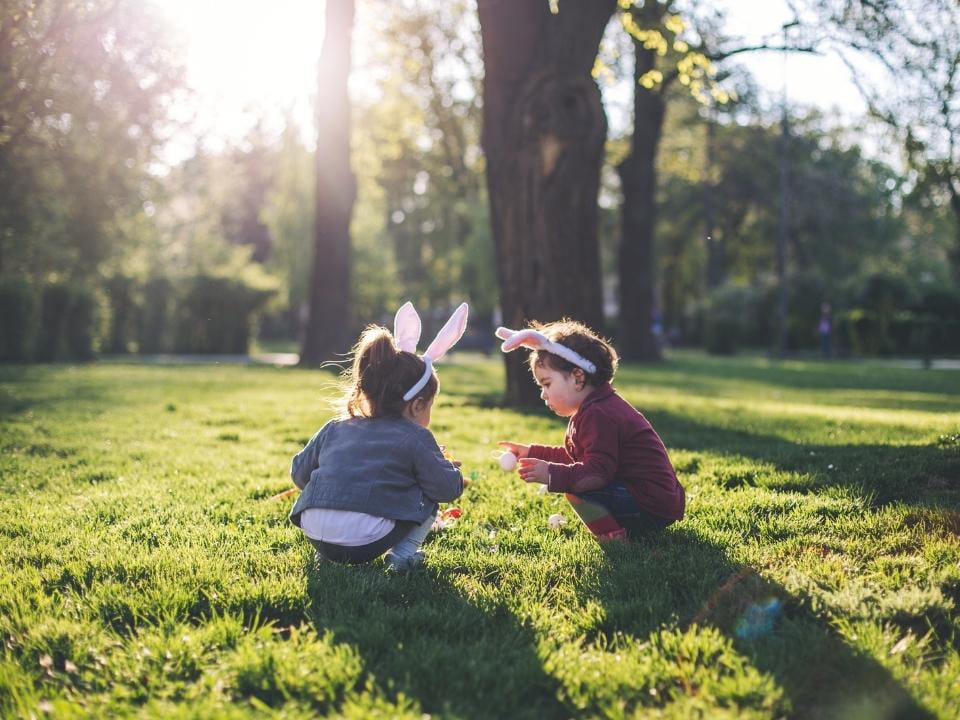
[{"x1": 572, "y1": 368, "x2": 586, "y2": 390}]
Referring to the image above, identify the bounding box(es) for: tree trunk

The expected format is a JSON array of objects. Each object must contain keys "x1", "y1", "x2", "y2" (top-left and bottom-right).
[
  {"x1": 301, "y1": 0, "x2": 357, "y2": 366},
  {"x1": 617, "y1": 43, "x2": 665, "y2": 361},
  {"x1": 478, "y1": 0, "x2": 615, "y2": 406}
]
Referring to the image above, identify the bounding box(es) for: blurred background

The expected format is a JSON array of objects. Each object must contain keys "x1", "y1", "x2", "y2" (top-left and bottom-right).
[{"x1": 0, "y1": 0, "x2": 956, "y2": 376}]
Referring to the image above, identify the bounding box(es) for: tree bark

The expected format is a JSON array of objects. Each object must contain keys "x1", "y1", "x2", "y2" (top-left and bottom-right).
[
  {"x1": 478, "y1": 0, "x2": 615, "y2": 405},
  {"x1": 301, "y1": 0, "x2": 357, "y2": 366},
  {"x1": 617, "y1": 42, "x2": 665, "y2": 361}
]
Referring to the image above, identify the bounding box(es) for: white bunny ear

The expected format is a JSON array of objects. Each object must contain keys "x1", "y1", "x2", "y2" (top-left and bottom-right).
[
  {"x1": 394, "y1": 302, "x2": 422, "y2": 353},
  {"x1": 495, "y1": 325, "x2": 598, "y2": 374},
  {"x1": 498, "y1": 328, "x2": 548, "y2": 353},
  {"x1": 423, "y1": 303, "x2": 469, "y2": 362}
]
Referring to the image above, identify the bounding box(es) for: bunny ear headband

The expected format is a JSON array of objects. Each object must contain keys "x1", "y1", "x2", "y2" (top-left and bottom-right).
[
  {"x1": 494, "y1": 326, "x2": 597, "y2": 374},
  {"x1": 394, "y1": 301, "x2": 470, "y2": 401}
]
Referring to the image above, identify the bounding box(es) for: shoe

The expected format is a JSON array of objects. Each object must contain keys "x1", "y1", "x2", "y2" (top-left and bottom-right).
[
  {"x1": 596, "y1": 528, "x2": 628, "y2": 543},
  {"x1": 384, "y1": 551, "x2": 425, "y2": 572}
]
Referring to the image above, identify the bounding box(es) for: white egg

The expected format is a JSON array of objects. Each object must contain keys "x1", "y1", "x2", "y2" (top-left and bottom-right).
[{"x1": 499, "y1": 451, "x2": 518, "y2": 471}]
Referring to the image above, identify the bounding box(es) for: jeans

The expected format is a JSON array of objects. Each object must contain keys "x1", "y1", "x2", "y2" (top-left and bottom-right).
[
  {"x1": 309, "y1": 511, "x2": 436, "y2": 566},
  {"x1": 576, "y1": 482, "x2": 672, "y2": 536}
]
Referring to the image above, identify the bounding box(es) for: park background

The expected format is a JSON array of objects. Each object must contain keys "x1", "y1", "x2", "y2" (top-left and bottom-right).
[
  {"x1": 1, "y1": 0, "x2": 960, "y2": 717},
  {"x1": 1, "y1": 0, "x2": 958, "y2": 375}
]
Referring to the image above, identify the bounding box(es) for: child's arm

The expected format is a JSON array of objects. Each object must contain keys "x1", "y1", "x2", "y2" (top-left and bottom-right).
[
  {"x1": 527, "y1": 443, "x2": 573, "y2": 464},
  {"x1": 411, "y1": 435, "x2": 464, "y2": 503},
  {"x1": 541, "y1": 411, "x2": 618, "y2": 493},
  {"x1": 290, "y1": 422, "x2": 332, "y2": 489}
]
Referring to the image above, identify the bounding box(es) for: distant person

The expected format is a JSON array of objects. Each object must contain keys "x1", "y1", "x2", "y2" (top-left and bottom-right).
[
  {"x1": 651, "y1": 308, "x2": 665, "y2": 350},
  {"x1": 288, "y1": 302, "x2": 467, "y2": 571},
  {"x1": 495, "y1": 320, "x2": 685, "y2": 542},
  {"x1": 818, "y1": 303, "x2": 832, "y2": 359}
]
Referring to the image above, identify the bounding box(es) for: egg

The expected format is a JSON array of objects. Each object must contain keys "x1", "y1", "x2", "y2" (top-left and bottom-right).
[{"x1": 499, "y1": 451, "x2": 518, "y2": 471}]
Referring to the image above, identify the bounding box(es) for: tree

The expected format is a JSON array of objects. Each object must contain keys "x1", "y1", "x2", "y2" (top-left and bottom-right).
[
  {"x1": 0, "y1": 0, "x2": 184, "y2": 279},
  {"x1": 477, "y1": 0, "x2": 616, "y2": 405},
  {"x1": 301, "y1": 0, "x2": 357, "y2": 366},
  {"x1": 801, "y1": 0, "x2": 960, "y2": 278},
  {"x1": 359, "y1": 0, "x2": 493, "y2": 328},
  {"x1": 262, "y1": 114, "x2": 314, "y2": 339}
]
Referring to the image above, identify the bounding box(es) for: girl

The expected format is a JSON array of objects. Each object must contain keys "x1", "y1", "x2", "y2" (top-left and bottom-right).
[
  {"x1": 289, "y1": 302, "x2": 468, "y2": 570},
  {"x1": 496, "y1": 320, "x2": 684, "y2": 542}
]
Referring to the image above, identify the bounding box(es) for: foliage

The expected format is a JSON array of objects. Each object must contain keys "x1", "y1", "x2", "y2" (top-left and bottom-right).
[
  {"x1": 136, "y1": 275, "x2": 176, "y2": 355},
  {"x1": 354, "y1": 0, "x2": 494, "y2": 325},
  {"x1": 173, "y1": 271, "x2": 277, "y2": 355},
  {"x1": 261, "y1": 118, "x2": 314, "y2": 338},
  {"x1": 33, "y1": 281, "x2": 102, "y2": 362},
  {"x1": 799, "y1": 0, "x2": 960, "y2": 272},
  {"x1": 0, "y1": 0, "x2": 186, "y2": 280},
  {"x1": 0, "y1": 355, "x2": 958, "y2": 716},
  {"x1": 615, "y1": 0, "x2": 730, "y2": 106},
  {"x1": 0, "y1": 277, "x2": 36, "y2": 361}
]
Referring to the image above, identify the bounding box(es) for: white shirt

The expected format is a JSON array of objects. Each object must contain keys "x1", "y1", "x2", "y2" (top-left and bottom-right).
[{"x1": 300, "y1": 508, "x2": 395, "y2": 546}]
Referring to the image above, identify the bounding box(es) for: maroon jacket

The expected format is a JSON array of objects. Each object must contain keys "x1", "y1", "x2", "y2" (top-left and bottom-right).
[{"x1": 528, "y1": 384, "x2": 685, "y2": 522}]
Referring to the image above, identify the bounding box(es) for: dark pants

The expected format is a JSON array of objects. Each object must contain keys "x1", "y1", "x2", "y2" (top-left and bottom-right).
[
  {"x1": 309, "y1": 519, "x2": 417, "y2": 564},
  {"x1": 577, "y1": 483, "x2": 672, "y2": 536}
]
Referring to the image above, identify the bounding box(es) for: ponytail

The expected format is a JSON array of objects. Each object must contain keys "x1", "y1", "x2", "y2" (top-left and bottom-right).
[{"x1": 342, "y1": 325, "x2": 437, "y2": 418}]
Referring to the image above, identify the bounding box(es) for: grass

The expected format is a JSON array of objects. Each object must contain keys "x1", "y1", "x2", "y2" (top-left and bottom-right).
[{"x1": 1, "y1": 351, "x2": 958, "y2": 718}]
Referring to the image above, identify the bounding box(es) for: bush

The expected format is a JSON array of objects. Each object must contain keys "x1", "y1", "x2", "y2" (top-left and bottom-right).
[
  {"x1": 105, "y1": 274, "x2": 136, "y2": 354},
  {"x1": 174, "y1": 274, "x2": 275, "y2": 354},
  {"x1": 137, "y1": 276, "x2": 175, "y2": 354},
  {"x1": 702, "y1": 284, "x2": 764, "y2": 355},
  {"x1": 912, "y1": 284, "x2": 960, "y2": 355},
  {"x1": 0, "y1": 278, "x2": 37, "y2": 362},
  {"x1": 35, "y1": 281, "x2": 100, "y2": 362}
]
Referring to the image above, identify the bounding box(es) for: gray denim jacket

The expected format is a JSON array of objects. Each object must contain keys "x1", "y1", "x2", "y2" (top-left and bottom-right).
[{"x1": 289, "y1": 416, "x2": 463, "y2": 527}]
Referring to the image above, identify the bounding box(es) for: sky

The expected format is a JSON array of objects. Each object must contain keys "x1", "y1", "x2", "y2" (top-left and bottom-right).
[{"x1": 152, "y1": 0, "x2": 871, "y2": 153}]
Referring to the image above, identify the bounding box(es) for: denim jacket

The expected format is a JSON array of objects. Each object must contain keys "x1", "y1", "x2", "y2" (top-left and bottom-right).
[{"x1": 289, "y1": 416, "x2": 463, "y2": 527}]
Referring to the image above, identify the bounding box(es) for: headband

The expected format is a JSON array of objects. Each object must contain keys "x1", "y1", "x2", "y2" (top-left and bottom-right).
[
  {"x1": 494, "y1": 326, "x2": 597, "y2": 374},
  {"x1": 395, "y1": 301, "x2": 469, "y2": 401}
]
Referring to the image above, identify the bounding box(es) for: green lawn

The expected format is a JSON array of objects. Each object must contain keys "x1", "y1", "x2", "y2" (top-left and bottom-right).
[{"x1": 1, "y1": 353, "x2": 959, "y2": 718}]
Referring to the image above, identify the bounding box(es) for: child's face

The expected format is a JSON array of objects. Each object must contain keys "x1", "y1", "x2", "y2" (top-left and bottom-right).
[{"x1": 533, "y1": 362, "x2": 588, "y2": 417}]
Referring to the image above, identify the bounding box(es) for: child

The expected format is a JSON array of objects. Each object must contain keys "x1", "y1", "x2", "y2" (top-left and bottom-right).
[
  {"x1": 289, "y1": 302, "x2": 468, "y2": 570},
  {"x1": 496, "y1": 320, "x2": 684, "y2": 542}
]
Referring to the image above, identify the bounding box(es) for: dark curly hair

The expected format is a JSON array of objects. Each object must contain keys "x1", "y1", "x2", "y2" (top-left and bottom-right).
[
  {"x1": 341, "y1": 325, "x2": 437, "y2": 418},
  {"x1": 527, "y1": 319, "x2": 619, "y2": 386}
]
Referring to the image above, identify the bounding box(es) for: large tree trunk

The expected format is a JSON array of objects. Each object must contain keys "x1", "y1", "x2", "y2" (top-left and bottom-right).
[
  {"x1": 301, "y1": 0, "x2": 357, "y2": 366},
  {"x1": 617, "y1": 42, "x2": 665, "y2": 361},
  {"x1": 478, "y1": 0, "x2": 615, "y2": 406}
]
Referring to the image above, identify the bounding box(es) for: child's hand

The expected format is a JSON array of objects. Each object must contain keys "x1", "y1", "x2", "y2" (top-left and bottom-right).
[
  {"x1": 517, "y1": 457, "x2": 549, "y2": 484},
  {"x1": 497, "y1": 441, "x2": 530, "y2": 459}
]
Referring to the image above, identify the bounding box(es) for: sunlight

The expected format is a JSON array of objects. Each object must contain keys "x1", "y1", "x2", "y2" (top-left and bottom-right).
[{"x1": 152, "y1": 0, "x2": 329, "y2": 143}]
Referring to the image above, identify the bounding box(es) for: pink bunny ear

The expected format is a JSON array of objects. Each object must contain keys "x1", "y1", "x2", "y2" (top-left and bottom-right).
[
  {"x1": 394, "y1": 302, "x2": 422, "y2": 354},
  {"x1": 424, "y1": 303, "x2": 469, "y2": 362}
]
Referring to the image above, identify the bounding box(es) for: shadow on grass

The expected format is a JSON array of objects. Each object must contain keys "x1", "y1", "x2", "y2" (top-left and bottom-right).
[
  {"x1": 648, "y1": 409, "x2": 960, "y2": 509},
  {"x1": 627, "y1": 354, "x2": 960, "y2": 399},
  {"x1": 304, "y1": 554, "x2": 568, "y2": 719},
  {"x1": 583, "y1": 529, "x2": 935, "y2": 718}
]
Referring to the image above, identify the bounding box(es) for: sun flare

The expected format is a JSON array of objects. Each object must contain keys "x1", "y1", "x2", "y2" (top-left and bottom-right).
[{"x1": 153, "y1": 0, "x2": 330, "y2": 140}]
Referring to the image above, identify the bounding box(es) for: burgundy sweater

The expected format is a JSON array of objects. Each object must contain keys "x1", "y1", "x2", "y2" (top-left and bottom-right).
[{"x1": 528, "y1": 384, "x2": 685, "y2": 522}]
